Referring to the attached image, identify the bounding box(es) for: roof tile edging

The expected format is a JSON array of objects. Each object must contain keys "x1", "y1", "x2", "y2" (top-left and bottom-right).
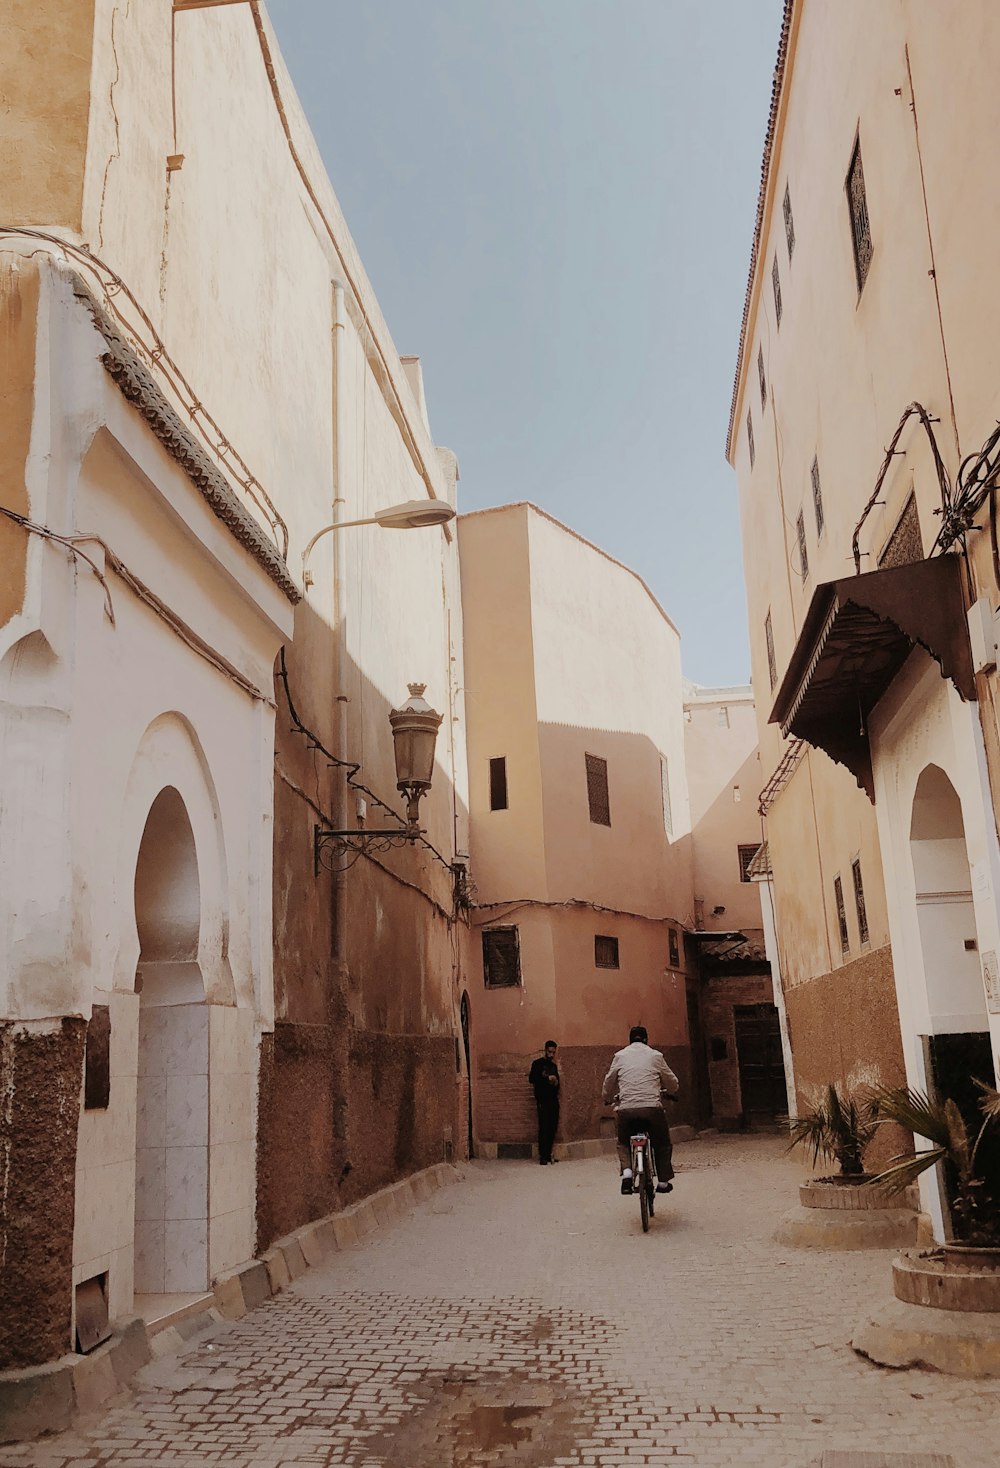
[{"x1": 71, "y1": 274, "x2": 300, "y2": 604}]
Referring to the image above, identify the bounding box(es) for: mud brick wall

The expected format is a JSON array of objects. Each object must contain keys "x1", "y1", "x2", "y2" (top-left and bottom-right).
[
  {"x1": 783, "y1": 944, "x2": 907, "y2": 1170},
  {"x1": 0, "y1": 1019, "x2": 86, "y2": 1369},
  {"x1": 257, "y1": 1024, "x2": 458, "y2": 1250}
]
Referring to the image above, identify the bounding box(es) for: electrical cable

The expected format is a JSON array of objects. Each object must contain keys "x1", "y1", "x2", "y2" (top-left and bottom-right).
[
  {"x1": 0, "y1": 226, "x2": 289, "y2": 558},
  {"x1": 275, "y1": 647, "x2": 454, "y2": 874},
  {"x1": 471, "y1": 896, "x2": 689, "y2": 930}
]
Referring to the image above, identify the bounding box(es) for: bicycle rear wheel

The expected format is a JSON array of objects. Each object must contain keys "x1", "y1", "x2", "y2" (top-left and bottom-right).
[{"x1": 639, "y1": 1175, "x2": 649, "y2": 1232}]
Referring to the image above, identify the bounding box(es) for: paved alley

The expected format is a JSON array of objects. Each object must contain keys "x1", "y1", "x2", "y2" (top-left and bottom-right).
[{"x1": 3, "y1": 1134, "x2": 998, "y2": 1468}]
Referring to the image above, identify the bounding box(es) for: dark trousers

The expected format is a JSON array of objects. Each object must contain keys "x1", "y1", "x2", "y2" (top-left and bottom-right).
[
  {"x1": 536, "y1": 1100, "x2": 559, "y2": 1163},
  {"x1": 616, "y1": 1106, "x2": 673, "y2": 1181}
]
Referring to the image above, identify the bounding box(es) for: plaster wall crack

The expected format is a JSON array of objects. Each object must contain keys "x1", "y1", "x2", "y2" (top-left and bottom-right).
[{"x1": 97, "y1": 1, "x2": 132, "y2": 252}]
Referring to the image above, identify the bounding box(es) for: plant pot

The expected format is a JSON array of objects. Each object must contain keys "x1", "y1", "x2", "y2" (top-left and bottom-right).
[
  {"x1": 893, "y1": 1247, "x2": 1000, "y2": 1311},
  {"x1": 942, "y1": 1242, "x2": 1000, "y2": 1267},
  {"x1": 799, "y1": 1176, "x2": 917, "y2": 1212}
]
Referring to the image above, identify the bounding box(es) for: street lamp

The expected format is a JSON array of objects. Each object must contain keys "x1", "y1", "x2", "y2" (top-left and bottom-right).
[
  {"x1": 314, "y1": 684, "x2": 444, "y2": 874},
  {"x1": 302, "y1": 499, "x2": 456, "y2": 588}
]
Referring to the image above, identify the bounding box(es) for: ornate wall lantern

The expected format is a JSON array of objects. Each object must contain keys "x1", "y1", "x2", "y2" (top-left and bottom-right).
[{"x1": 314, "y1": 684, "x2": 443, "y2": 874}]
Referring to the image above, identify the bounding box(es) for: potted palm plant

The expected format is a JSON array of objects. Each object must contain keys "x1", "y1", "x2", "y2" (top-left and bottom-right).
[
  {"x1": 869, "y1": 1079, "x2": 1000, "y2": 1253},
  {"x1": 787, "y1": 1083, "x2": 880, "y2": 1183},
  {"x1": 775, "y1": 1083, "x2": 917, "y2": 1248}
]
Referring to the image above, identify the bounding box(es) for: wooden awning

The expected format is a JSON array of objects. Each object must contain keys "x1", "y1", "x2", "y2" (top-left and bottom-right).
[{"x1": 769, "y1": 556, "x2": 975, "y2": 800}]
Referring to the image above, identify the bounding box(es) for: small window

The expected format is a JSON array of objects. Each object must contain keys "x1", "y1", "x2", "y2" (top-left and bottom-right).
[
  {"x1": 834, "y1": 875, "x2": 850, "y2": 955},
  {"x1": 660, "y1": 755, "x2": 673, "y2": 838},
  {"x1": 757, "y1": 346, "x2": 766, "y2": 409},
  {"x1": 846, "y1": 135, "x2": 873, "y2": 293},
  {"x1": 765, "y1": 610, "x2": 777, "y2": 691},
  {"x1": 796, "y1": 510, "x2": 809, "y2": 580},
  {"x1": 595, "y1": 935, "x2": 620, "y2": 969},
  {"x1": 717, "y1": 706, "x2": 729, "y2": 728},
  {"x1": 586, "y1": 753, "x2": 611, "y2": 826},
  {"x1": 747, "y1": 408, "x2": 755, "y2": 469},
  {"x1": 811, "y1": 456, "x2": 824, "y2": 537},
  {"x1": 668, "y1": 928, "x2": 680, "y2": 969},
  {"x1": 84, "y1": 1005, "x2": 111, "y2": 1111},
  {"x1": 483, "y1": 926, "x2": 521, "y2": 988},
  {"x1": 783, "y1": 181, "x2": 795, "y2": 258},
  {"x1": 852, "y1": 857, "x2": 870, "y2": 946},
  {"x1": 489, "y1": 756, "x2": 508, "y2": 811},
  {"x1": 772, "y1": 254, "x2": 782, "y2": 326},
  {"x1": 738, "y1": 844, "x2": 758, "y2": 884}
]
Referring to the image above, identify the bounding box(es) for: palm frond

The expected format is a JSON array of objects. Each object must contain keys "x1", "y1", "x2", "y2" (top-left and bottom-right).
[
  {"x1": 867, "y1": 1145, "x2": 947, "y2": 1197},
  {"x1": 974, "y1": 1076, "x2": 1000, "y2": 1122},
  {"x1": 872, "y1": 1085, "x2": 953, "y2": 1149}
]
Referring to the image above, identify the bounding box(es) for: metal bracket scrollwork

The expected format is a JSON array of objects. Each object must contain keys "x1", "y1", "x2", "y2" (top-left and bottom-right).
[{"x1": 313, "y1": 823, "x2": 418, "y2": 876}]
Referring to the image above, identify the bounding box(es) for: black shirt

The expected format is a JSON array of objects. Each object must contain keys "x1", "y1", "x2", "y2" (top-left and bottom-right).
[{"x1": 528, "y1": 1056, "x2": 560, "y2": 1105}]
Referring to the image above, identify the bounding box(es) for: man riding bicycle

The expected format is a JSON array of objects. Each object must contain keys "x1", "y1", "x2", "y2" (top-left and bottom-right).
[{"x1": 601, "y1": 1025, "x2": 679, "y2": 1195}]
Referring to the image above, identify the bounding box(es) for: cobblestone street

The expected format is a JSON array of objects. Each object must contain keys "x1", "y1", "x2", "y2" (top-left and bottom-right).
[{"x1": 4, "y1": 1134, "x2": 999, "y2": 1468}]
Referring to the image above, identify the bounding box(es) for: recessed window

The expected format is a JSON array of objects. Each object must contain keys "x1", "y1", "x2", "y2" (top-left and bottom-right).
[
  {"x1": 489, "y1": 756, "x2": 508, "y2": 811},
  {"x1": 765, "y1": 610, "x2": 777, "y2": 691},
  {"x1": 660, "y1": 754, "x2": 673, "y2": 838},
  {"x1": 834, "y1": 875, "x2": 850, "y2": 955},
  {"x1": 738, "y1": 844, "x2": 758, "y2": 884},
  {"x1": 772, "y1": 254, "x2": 782, "y2": 326},
  {"x1": 586, "y1": 753, "x2": 611, "y2": 826},
  {"x1": 757, "y1": 346, "x2": 766, "y2": 409},
  {"x1": 84, "y1": 1005, "x2": 111, "y2": 1111},
  {"x1": 483, "y1": 926, "x2": 521, "y2": 988},
  {"x1": 747, "y1": 408, "x2": 755, "y2": 469},
  {"x1": 846, "y1": 135, "x2": 873, "y2": 293},
  {"x1": 811, "y1": 456, "x2": 824, "y2": 537},
  {"x1": 796, "y1": 510, "x2": 809, "y2": 580},
  {"x1": 852, "y1": 857, "x2": 869, "y2": 946},
  {"x1": 783, "y1": 182, "x2": 795, "y2": 259},
  {"x1": 595, "y1": 935, "x2": 620, "y2": 969},
  {"x1": 668, "y1": 928, "x2": 680, "y2": 968}
]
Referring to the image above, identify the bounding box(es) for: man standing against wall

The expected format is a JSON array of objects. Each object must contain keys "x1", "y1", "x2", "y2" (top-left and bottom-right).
[{"x1": 528, "y1": 1040, "x2": 561, "y2": 1165}]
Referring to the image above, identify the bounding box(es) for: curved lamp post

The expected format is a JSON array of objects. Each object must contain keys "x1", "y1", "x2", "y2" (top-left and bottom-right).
[
  {"x1": 302, "y1": 499, "x2": 456, "y2": 588},
  {"x1": 314, "y1": 684, "x2": 443, "y2": 874}
]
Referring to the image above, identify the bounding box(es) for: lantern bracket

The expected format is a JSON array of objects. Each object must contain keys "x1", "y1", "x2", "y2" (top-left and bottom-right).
[{"x1": 313, "y1": 820, "x2": 424, "y2": 876}]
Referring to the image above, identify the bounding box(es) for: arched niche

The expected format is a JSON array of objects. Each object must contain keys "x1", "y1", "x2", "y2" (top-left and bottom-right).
[
  {"x1": 909, "y1": 764, "x2": 986, "y2": 1031},
  {"x1": 133, "y1": 783, "x2": 209, "y2": 1299}
]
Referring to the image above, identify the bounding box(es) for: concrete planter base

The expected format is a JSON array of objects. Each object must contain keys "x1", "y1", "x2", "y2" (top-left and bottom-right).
[
  {"x1": 852, "y1": 1296, "x2": 1000, "y2": 1377},
  {"x1": 774, "y1": 1203, "x2": 920, "y2": 1250},
  {"x1": 893, "y1": 1247, "x2": 1000, "y2": 1312}
]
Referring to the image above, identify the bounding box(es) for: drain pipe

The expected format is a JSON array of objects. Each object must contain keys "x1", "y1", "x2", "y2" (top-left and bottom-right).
[{"x1": 332, "y1": 281, "x2": 349, "y2": 968}]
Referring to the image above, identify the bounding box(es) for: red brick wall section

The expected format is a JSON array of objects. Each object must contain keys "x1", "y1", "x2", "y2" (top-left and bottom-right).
[
  {"x1": 701, "y1": 972, "x2": 775, "y2": 1125},
  {"x1": 783, "y1": 944, "x2": 908, "y2": 1170},
  {"x1": 0, "y1": 1019, "x2": 86, "y2": 1369},
  {"x1": 476, "y1": 1041, "x2": 697, "y2": 1147}
]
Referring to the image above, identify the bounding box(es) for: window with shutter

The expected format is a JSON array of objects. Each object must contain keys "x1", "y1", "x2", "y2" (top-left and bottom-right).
[
  {"x1": 765, "y1": 610, "x2": 777, "y2": 691},
  {"x1": 586, "y1": 753, "x2": 611, "y2": 826},
  {"x1": 747, "y1": 408, "x2": 755, "y2": 469},
  {"x1": 811, "y1": 456, "x2": 824, "y2": 537},
  {"x1": 852, "y1": 858, "x2": 869, "y2": 946},
  {"x1": 846, "y1": 136, "x2": 873, "y2": 292},
  {"x1": 660, "y1": 755, "x2": 673, "y2": 837},
  {"x1": 482, "y1": 927, "x2": 521, "y2": 988},
  {"x1": 595, "y1": 935, "x2": 620, "y2": 969},
  {"x1": 738, "y1": 845, "x2": 758, "y2": 884},
  {"x1": 834, "y1": 875, "x2": 850, "y2": 954},
  {"x1": 757, "y1": 346, "x2": 766, "y2": 409},
  {"x1": 783, "y1": 182, "x2": 795, "y2": 258},
  {"x1": 796, "y1": 510, "x2": 809, "y2": 580},
  {"x1": 772, "y1": 254, "x2": 782, "y2": 326}
]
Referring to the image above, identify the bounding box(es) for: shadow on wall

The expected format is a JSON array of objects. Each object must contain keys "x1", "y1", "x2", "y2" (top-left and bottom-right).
[{"x1": 257, "y1": 592, "x2": 468, "y2": 1250}]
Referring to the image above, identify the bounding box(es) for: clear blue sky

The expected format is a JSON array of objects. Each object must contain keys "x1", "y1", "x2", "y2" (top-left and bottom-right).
[{"x1": 266, "y1": 0, "x2": 783, "y2": 686}]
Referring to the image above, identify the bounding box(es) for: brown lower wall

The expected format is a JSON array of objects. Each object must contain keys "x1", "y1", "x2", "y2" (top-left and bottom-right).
[
  {"x1": 475, "y1": 1042, "x2": 695, "y2": 1149},
  {"x1": 784, "y1": 943, "x2": 907, "y2": 1170},
  {"x1": 0, "y1": 1019, "x2": 86, "y2": 1370},
  {"x1": 256, "y1": 1021, "x2": 459, "y2": 1250}
]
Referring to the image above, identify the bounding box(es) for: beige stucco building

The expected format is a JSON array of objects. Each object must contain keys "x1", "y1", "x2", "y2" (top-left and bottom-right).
[
  {"x1": 0, "y1": 0, "x2": 468, "y2": 1401},
  {"x1": 729, "y1": 0, "x2": 1000, "y2": 1224}
]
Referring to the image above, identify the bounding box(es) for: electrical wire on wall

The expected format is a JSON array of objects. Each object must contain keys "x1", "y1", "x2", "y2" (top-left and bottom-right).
[
  {"x1": 0, "y1": 227, "x2": 289, "y2": 558},
  {"x1": 275, "y1": 647, "x2": 454, "y2": 878},
  {"x1": 471, "y1": 896, "x2": 690, "y2": 931}
]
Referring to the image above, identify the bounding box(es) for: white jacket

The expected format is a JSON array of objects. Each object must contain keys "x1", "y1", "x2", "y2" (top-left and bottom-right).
[{"x1": 602, "y1": 1042, "x2": 680, "y2": 1111}]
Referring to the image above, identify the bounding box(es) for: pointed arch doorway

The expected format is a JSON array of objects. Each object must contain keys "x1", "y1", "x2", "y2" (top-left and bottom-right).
[{"x1": 133, "y1": 786, "x2": 210, "y2": 1302}]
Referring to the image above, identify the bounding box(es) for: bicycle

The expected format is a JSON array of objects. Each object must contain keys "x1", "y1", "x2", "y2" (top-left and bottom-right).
[{"x1": 629, "y1": 1130, "x2": 657, "y2": 1232}]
